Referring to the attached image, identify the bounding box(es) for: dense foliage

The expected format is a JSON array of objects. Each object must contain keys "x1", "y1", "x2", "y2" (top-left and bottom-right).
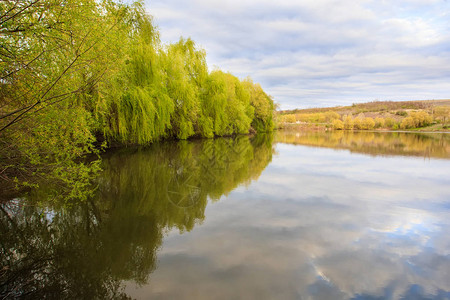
[{"x1": 0, "y1": 0, "x2": 275, "y2": 199}]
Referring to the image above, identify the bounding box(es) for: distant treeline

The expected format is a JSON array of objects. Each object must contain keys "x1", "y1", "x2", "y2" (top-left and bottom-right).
[
  {"x1": 279, "y1": 100, "x2": 449, "y2": 131},
  {"x1": 0, "y1": 0, "x2": 275, "y2": 199},
  {"x1": 279, "y1": 100, "x2": 450, "y2": 115}
]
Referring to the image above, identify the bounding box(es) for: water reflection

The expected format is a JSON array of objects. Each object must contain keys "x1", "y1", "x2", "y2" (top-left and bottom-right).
[
  {"x1": 126, "y1": 133, "x2": 450, "y2": 299},
  {"x1": 0, "y1": 135, "x2": 273, "y2": 299},
  {"x1": 276, "y1": 130, "x2": 450, "y2": 159},
  {"x1": 2, "y1": 131, "x2": 449, "y2": 299}
]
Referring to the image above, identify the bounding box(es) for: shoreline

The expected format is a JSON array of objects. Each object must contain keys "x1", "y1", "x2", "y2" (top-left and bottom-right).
[{"x1": 278, "y1": 123, "x2": 450, "y2": 133}]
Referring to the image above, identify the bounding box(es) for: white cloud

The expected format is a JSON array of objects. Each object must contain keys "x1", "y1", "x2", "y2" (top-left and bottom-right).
[{"x1": 145, "y1": 0, "x2": 450, "y2": 109}]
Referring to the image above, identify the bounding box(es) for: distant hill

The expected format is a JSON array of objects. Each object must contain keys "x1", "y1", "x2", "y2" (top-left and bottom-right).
[
  {"x1": 277, "y1": 99, "x2": 450, "y2": 132},
  {"x1": 278, "y1": 99, "x2": 450, "y2": 115}
]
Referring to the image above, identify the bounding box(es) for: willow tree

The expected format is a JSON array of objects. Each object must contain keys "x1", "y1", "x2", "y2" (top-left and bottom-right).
[
  {"x1": 198, "y1": 71, "x2": 226, "y2": 137},
  {"x1": 162, "y1": 38, "x2": 208, "y2": 139},
  {"x1": 242, "y1": 77, "x2": 275, "y2": 132},
  {"x1": 0, "y1": 0, "x2": 129, "y2": 199},
  {"x1": 0, "y1": 0, "x2": 276, "y2": 201},
  {"x1": 199, "y1": 71, "x2": 254, "y2": 136},
  {"x1": 97, "y1": 2, "x2": 173, "y2": 144},
  {"x1": 434, "y1": 106, "x2": 449, "y2": 126},
  {"x1": 0, "y1": 0, "x2": 128, "y2": 132},
  {"x1": 223, "y1": 73, "x2": 254, "y2": 134}
]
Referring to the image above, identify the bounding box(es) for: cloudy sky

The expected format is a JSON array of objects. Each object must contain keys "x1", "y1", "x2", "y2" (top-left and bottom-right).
[{"x1": 144, "y1": 0, "x2": 450, "y2": 109}]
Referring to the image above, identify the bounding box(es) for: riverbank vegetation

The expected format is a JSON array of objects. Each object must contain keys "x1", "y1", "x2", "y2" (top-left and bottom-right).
[
  {"x1": 279, "y1": 100, "x2": 450, "y2": 131},
  {"x1": 0, "y1": 0, "x2": 275, "y2": 200}
]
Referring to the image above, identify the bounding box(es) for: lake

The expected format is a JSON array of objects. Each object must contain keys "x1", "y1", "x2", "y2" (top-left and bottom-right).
[{"x1": 1, "y1": 131, "x2": 450, "y2": 299}]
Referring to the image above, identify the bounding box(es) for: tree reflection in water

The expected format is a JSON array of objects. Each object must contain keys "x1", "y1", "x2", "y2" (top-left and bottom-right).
[
  {"x1": 276, "y1": 130, "x2": 450, "y2": 159},
  {"x1": 0, "y1": 134, "x2": 273, "y2": 299}
]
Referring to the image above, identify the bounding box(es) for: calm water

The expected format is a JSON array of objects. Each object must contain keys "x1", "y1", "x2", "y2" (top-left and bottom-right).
[{"x1": 1, "y1": 131, "x2": 450, "y2": 299}]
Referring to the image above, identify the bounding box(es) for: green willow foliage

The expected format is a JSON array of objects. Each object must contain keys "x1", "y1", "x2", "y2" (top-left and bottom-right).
[
  {"x1": 164, "y1": 38, "x2": 204, "y2": 139},
  {"x1": 0, "y1": 0, "x2": 125, "y2": 200},
  {"x1": 243, "y1": 78, "x2": 276, "y2": 132},
  {"x1": 97, "y1": 3, "x2": 174, "y2": 144},
  {"x1": 0, "y1": 0, "x2": 275, "y2": 200}
]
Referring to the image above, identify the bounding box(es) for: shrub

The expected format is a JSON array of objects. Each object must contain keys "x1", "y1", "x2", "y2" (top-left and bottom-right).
[
  {"x1": 353, "y1": 117, "x2": 363, "y2": 129},
  {"x1": 410, "y1": 111, "x2": 432, "y2": 127},
  {"x1": 325, "y1": 111, "x2": 341, "y2": 122},
  {"x1": 385, "y1": 117, "x2": 396, "y2": 128},
  {"x1": 343, "y1": 115, "x2": 353, "y2": 130},
  {"x1": 374, "y1": 117, "x2": 385, "y2": 128},
  {"x1": 400, "y1": 117, "x2": 415, "y2": 129},
  {"x1": 282, "y1": 114, "x2": 296, "y2": 123},
  {"x1": 332, "y1": 119, "x2": 344, "y2": 130},
  {"x1": 434, "y1": 106, "x2": 450, "y2": 126},
  {"x1": 362, "y1": 117, "x2": 375, "y2": 130}
]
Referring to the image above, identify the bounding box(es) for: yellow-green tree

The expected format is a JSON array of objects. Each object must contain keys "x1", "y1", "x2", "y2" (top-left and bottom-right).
[
  {"x1": 410, "y1": 111, "x2": 432, "y2": 127},
  {"x1": 353, "y1": 117, "x2": 363, "y2": 130},
  {"x1": 242, "y1": 78, "x2": 275, "y2": 132},
  {"x1": 332, "y1": 119, "x2": 344, "y2": 130},
  {"x1": 281, "y1": 114, "x2": 297, "y2": 123},
  {"x1": 163, "y1": 38, "x2": 207, "y2": 139},
  {"x1": 374, "y1": 117, "x2": 385, "y2": 128},
  {"x1": 0, "y1": 0, "x2": 134, "y2": 199},
  {"x1": 400, "y1": 117, "x2": 415, "y2": 129},
  {"x1": 385, "y1": 117, "x2": 396, "y2": 128},
  {"x1": 434, "y1": 106, "x2": 450, "y2": 126},
  {"x1": 200, "y1": 71, "x2": 254, "y2": 136},
  {"x1": 343, "y1": 115, "x2": 354, "y2": 130},
  {"x1": 362, "y1": 117, "x2": 375, "y2": 130},
  {"x1": 98, "y1": 2, "x2": 174, "y2": 144},
  {"x1": 325, "y1": 111, "x2": 340, "y2": 122},
  {"x1": 0, "y1": 0, "x2": 276, "y2": 199}
]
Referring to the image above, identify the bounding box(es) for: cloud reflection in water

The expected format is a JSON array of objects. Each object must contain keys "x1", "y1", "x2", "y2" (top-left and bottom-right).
[{"x1": 126, "y1": 134, "x2": 450, "y2": 300}]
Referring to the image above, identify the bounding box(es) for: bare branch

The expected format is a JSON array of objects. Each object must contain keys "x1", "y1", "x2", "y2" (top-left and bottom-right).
[{"x1": 0, "y1": 0, "x2": 42, "y2": 26}]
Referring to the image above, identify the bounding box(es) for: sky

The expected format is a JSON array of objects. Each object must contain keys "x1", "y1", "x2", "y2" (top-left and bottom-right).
[{"x1": 144, "y1": 0, "x2": 450, "y2": 110}]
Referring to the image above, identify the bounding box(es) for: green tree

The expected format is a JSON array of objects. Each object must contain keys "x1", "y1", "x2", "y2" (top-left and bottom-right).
[
  {"x1": 385, "y1": 117, "x2": 396, "y2": 128},
  {"x1": 242, "y1": 78, "x2": 275, "y2": 132},
  {"x1": 0, "y1": 0, "x2": 276, "y2": 200},
  {"x1": 200, "y1": 71, "x2": 254, "y2": 136},
  {"x1": 0, "y1": 0, "x2": 130, "y2": 198},
  {"x1": 162, "y1": 38, "x2": 208, "y2": 139},
  {"x1": 97, "y1": 2, "x2": 174, "y2": 144}
]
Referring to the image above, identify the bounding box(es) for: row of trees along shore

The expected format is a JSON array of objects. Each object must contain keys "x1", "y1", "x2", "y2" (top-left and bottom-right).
[
  {"x1": 0, "y1": 0, "x2": 275, "y2": 200},
  {"x1": 280, "y1": 103, "x2": 449, "y2": 130}
]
